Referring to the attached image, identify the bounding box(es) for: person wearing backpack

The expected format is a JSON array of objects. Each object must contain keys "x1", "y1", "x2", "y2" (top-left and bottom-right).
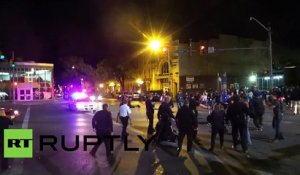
[{"x1": 207, "y1": 102, "x2": 226, "y2": 152}]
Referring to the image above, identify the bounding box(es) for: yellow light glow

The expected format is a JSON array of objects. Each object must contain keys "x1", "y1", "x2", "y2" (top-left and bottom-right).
[
  {"x1": 109, "y1": 82, "x2": 115, "y2": 87},
  {"x1": 149, "y1": 40, "x2": 161, "y2": 51},
  {"x1": 99, "y1": 83, "x2": 104, "y2": 88},
  {"x1": 136, "y1": 78, "x2": 144, "y2": 85}
]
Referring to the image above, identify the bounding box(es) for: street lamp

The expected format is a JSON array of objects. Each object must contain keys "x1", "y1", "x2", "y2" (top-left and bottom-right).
[
  {"x1": 250, "y1": 17, "x2": 273, "y2": 89},
  {"x1": 149, "y1": 40, "x2": 161, "y2": 51}
]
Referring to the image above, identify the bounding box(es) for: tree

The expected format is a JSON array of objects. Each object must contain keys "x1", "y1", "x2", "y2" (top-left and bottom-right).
[
  {"x1": 96, "y1": 57, "x2": 138, "y2": 91},
  {"x1": 59, "y1": 56, "x2": 95, "y2": 86}
]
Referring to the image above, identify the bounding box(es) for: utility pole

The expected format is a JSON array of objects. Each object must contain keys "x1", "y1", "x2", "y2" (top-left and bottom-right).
[{"x1": 250, "y1": 17, "x2": 273, "y2": 89}]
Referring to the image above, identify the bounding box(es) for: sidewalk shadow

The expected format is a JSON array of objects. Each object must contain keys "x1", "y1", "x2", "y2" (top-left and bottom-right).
[
  {"x1": 155, "y1": 148, "x2": 192, "y2": 175},
  {"x1": 134, "y1": 148, "x2": 158, "y2": 175},
  {"x1": 251, "y1": 134, "x2": 273, "y2": 143}
]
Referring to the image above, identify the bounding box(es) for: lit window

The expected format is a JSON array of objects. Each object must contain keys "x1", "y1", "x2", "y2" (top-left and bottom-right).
[{"x1": 161, "y1": 62, "x2": 169, "y2": 74}]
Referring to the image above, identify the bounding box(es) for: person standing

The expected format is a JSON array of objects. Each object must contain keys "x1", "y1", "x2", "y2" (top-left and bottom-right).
[
  {"x1": 176, "y1": 100, "x2": 197, "y2": 155},
  {"x1": 90, "y1": 104, "x2": 113, "y2": 159},
  {"x1": 145, "y1": 95, "x2": 155, "y2": 134},
  {"x1": 271, "y1": 95, "x2": 284, "y2": 142},
  {"x1": 250, "y1": 93, "x2": 265, "y2": 130},
  {"x1": 119, "y1": 100, "x2": 132, "y2": 141},
  {"x1": 207, "y1": 103, "x2": 226, "y2": 152},
  {"x1": 0, "y1": 109, "x2": 13, "y2": 171},
  {"x1": 227, "y1": 95, "x2": 251, "y2": 154}
]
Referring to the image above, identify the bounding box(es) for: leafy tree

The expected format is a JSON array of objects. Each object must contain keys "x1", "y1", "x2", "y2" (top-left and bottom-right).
[{"x1": 59, "y1": 56, "x2": 95, "y2": 86}]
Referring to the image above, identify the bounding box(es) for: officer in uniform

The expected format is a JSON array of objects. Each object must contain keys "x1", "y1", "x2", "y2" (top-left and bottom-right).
[
  {"x1": 90, "y1": 104, "x2": 113, "y2": 160},
  {"x1": 176, "y1": 99, "x2": 197, "y2": 155},
  {"x1": 145, "y1": 95, "x2": 155, "y2": 134},
  {"x1": 0, "y1": 109, "x2": 13, "y2": 171}
]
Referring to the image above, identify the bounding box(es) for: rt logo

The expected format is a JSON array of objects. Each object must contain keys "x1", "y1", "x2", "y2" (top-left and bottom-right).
[{"x1": 4, "y1": 129, "x2": 33, "y2": 158}]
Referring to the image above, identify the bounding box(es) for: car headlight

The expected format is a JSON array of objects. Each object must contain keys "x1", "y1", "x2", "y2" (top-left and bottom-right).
[
  {"x1": 97, "y1": 95, "x2": 103, "y2": 100},
  {"x1": 14, "y1": 110, "x2": 19, "y2": 116},
  {"x1": 76, "y1": 102, "x2": 85, "y2": 109},
  {"x1": 89, "y1": 96, "x2": 96, "y2": 101}
]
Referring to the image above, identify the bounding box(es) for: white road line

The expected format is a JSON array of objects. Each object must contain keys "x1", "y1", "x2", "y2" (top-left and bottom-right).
[
  {"x1": 8, "y1": 106, "x2": 31, "y2": 175},
  {"x1": 22, "y1": 107, "x2": 31, "y2": 129}
]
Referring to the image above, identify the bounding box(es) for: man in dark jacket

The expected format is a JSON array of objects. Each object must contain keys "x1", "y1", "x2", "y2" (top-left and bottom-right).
[
  {"x1": 176, "y1": 99, "x2": 197, "y2": 155},
  {"x1": 250, "y1": 94, "x2": 265, "y2": 130},
  {"x1": 227, "y1": 95, "x2": 251, "y2": 154},
  {"x1": 146, "y1": 95, "x2": 155, "y2": 134},
  {"x1": 271, "y1": 95, "x2": 284, "y2": 141},
  {"x1": 207, "y1": 103, "x2": 226, "y2": 152},
  {"x1": 0, "y1": 109, "x2": 13, "y2": 171},
  {"x1": 90, "y1": 104, "x2": 113, "y2": 159},
  {"x1": 156, "y1": 96, "x2": 175, "y2": 142}
]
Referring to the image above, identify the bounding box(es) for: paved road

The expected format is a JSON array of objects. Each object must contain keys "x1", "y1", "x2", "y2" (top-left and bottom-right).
[{"x1": 1, "y1": 99, "x2": 300, "y2": 175}]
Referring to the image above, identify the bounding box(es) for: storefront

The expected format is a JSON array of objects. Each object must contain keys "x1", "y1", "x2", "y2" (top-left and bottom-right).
[{"x1": 0, "y1": 62, "x2": 54, "y2": 101}]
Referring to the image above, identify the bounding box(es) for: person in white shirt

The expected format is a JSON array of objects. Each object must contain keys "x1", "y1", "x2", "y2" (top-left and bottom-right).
[{"x1": 119, "y1": 100, "x2": 132, "y2": 140}]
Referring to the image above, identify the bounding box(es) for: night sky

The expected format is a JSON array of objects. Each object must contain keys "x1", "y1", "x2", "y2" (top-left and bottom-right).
[{"x1": 0, "y1": 0, "x2": 299, "y2": 66}]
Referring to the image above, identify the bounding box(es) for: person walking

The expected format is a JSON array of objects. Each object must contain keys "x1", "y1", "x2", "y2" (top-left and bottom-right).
[
  {"x1": 146, "y1": 95, "x2": 155, "y2": 134},
  {"x1": 207, "y1": 102, "x2": 226, "y2": 152},
  {"x1": 119, "y1": 100, "x2": 132, "y2": 141},
  {"x1": 271, "y1": 95, "x2": 284, "y2": 142},
  {"x1": 176, "y1": 99, "x2": 197, "y2": 155},
  {"x1": 90, "y1": 104, "x2": 113, "y2": 159},
  {"x1": 249, "y1": 93, "x2": 265, "y2": 130},
  {"x1": 227, "y1": 95, "x2": 251, "y2": 155},
  {"x1": 156, "y1": 96, "x2": 174, "y2": 142},
  {"x1": 189, "y1": 94, "x2": 199, "y2": 140},
  {"x1": 0, "y1": 109, "x2": 13, "y2": 171}
]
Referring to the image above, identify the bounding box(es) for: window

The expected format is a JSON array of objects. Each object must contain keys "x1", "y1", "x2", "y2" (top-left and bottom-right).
[{"x1": 161, "y1": 62, "x2": 169, "y2": 74}]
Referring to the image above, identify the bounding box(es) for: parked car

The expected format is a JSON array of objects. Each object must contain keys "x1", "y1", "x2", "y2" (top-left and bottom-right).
[
  {"x1": 116, "y1": 91, "x2": 133, "y2": 100},
  {"x1": 132, "y1": 92, "x2": 141, "y2": 101},
  {"x1": 146, "y1": 90, "x2": 163, "y2": 102},
  {"x1": 0, "y1": 91, "x2": 8, "y2": 100}
]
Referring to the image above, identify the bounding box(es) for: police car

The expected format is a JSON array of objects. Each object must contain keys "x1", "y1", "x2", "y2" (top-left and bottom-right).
[{"x1": 68, "y1": 91, "x2": 99, "y2": 112}]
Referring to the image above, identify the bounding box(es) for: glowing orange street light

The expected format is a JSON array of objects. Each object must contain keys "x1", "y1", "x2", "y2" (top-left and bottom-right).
[{"x1": 149, "y1": 40, "x2": 161, "y2": 51}]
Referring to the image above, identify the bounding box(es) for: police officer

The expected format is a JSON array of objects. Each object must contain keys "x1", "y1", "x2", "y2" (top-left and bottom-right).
[
  {"x1": 176, "y1": 99, "x2": 197, "y2": 155},
  {"x1": 0, "y1": 109, "x2": 13, "y2": 171},
  {"x1": 145, "y1": 95, "x2": 155, "y2": 134},
  {"x1": 227, "y1": 95, "x2": 251, "y2": 155},
  {"x1": 90, "y1": 104, "x2": 113, "y2": 159}
]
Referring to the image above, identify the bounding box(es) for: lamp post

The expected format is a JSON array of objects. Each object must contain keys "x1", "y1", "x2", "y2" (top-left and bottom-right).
[{"x1": 250, "y1": 17, "x2": 273, "y2": 89}]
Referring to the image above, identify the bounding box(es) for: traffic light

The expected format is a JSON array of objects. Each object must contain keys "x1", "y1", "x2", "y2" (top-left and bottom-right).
[{"x1": 200, "y1": 45, "x2": 206, "y2": 55}]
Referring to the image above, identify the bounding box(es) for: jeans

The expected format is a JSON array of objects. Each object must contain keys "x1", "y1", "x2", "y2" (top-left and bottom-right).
[
  {"x1": 232, "y1": 123, "x2": 248, "y2": 152},
  {"x1": 210, "y1": 128, "x2": 224, "y2": 151},
  {"x1": 273, "y1": 117, "x2": 283, "y2": 139}
]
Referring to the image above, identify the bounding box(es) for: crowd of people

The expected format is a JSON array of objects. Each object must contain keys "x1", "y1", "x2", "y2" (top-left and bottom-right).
[
  {"x1": 90, "y1": 87, "x2": 292, "y2": 160},
  {"x1": 146, "y1": 88, "x2": 287, "y2": 157}
]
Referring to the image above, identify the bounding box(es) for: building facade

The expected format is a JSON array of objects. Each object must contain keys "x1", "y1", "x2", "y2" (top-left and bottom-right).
[
  {"x1": 0, "y1": 62, "x2": 54, "y2": 101},
  {"x1": 140, "y1": 34, "x2": 278, "y2": 97}
]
